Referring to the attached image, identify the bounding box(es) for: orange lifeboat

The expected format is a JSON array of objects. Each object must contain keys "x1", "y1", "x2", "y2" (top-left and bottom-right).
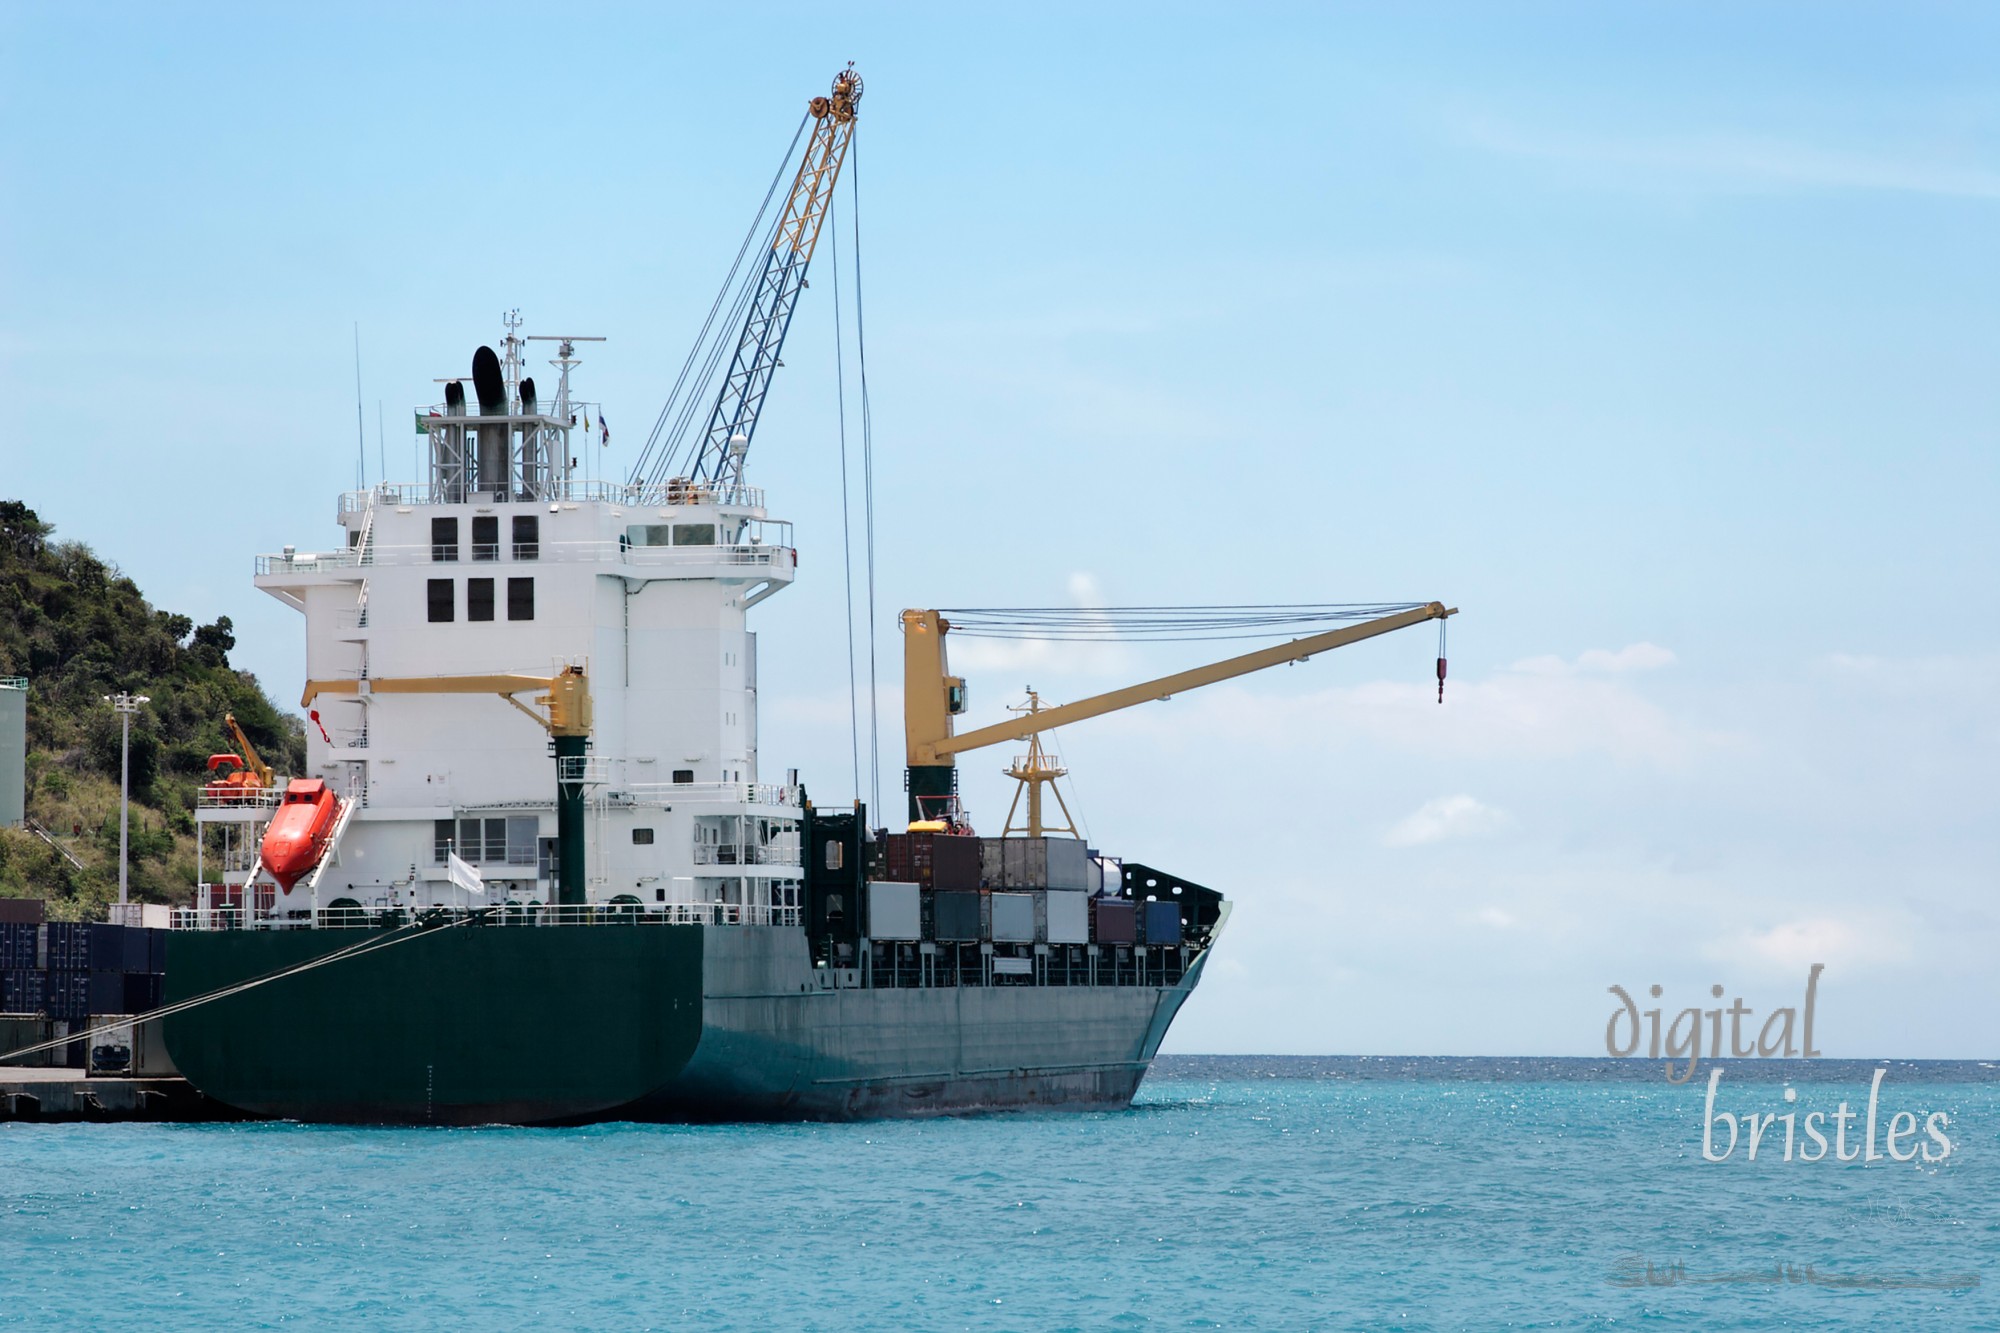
[{"x1": 260, "y1": 778, "x2": 343, "y2": 892}]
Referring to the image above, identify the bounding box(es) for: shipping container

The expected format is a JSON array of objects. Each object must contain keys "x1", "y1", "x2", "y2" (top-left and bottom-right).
[
  {"x1": 86, "y1": 971, "x2": 124, "y2": 1016},
  {"x1": 1046, "y1": 892, "x2": 1090, "y2": 945},
  {"x1": 84, "y1": 923, "x2": 130, "y2": 971},
  {"x1": 0, "y1": 1015, "x2": 51, "y2": 1067},
  {"x1": 991, "y1": 892, "x2": 1035, "y2": 942},
  {"x1": 120, "y1": 927, "x2": 151, "y2": 973},
  {"x1": 931, "y1": 835, "x2": 981, "y2": 891},
  {"x1": 933, "y1": 890, "x2": 985, "y2": 941},
  {"x1": 121, "y1": 972, "x2": 163, "y2": 1014},
  {"x1": 0, "y1": 922, "x2": 38, "y2": 969},
  {"x1": 1091, "y1": 899, "x2": 1137, "y2": 944},
  {"x1": 148, "y1": 928, "x2": 168, "y2": 974},
  {"x1": 868, "y1": 881, "x2": 922, "y2": 941},
  {"x1": 0, "y1": 898, "x2": 43, "y2": 924},
  {"x1": 2, "y1": 968, "x2": 46, "y2": 1014},
  {"x1": 1045, "y1": 838, "x2": 1090, "y2": 891},
  {"x1": 43, "y1": 971, "x2": 88, "y2": 1023},
  {"x1": 44, "y1": 922, "x2": 86, "y2": 971},
  {"x1": 979, "y1": 838, "x2": 1003, "y2": 887},
  {"x1": 1140, "y1": 901, "x2": 1183, "y2": 945}
]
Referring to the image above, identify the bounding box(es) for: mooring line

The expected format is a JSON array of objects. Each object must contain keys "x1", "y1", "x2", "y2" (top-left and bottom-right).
[{"x1": 0, "y1": 915, "x2": 470, "y2": 1066}]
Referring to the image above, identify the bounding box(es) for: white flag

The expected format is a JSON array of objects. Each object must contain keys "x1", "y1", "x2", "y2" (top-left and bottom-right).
[{"x1": 447, "y1": 849, "x2": 487, "y2": 898}]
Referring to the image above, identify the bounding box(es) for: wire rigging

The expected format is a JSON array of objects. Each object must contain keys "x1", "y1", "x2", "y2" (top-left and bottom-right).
[
  {"x1": 832, "y1": 187, "x2": 861, "y2": 798},
  {"x1": 936, "y1": 603, "x2": 1432, "y2": 642},
  {"x1": 628, "y1": 113, "x2": 811, "y2": 486},
  {"x1": 852, "y1": 137, "x2": 881, "y2": 821}
]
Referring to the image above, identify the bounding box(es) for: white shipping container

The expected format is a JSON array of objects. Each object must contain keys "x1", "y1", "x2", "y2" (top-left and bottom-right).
[
  {"x1": 1046, "y1": 838, "x2": 1089, "y2": 891},
  {"x1": 1045, "y1": 891, "x2": 1090, "y2": 943},
  {"x1": 991, "y1": 892, "x2": 1036, "y2": 942},
  {"x1": 868, "y1": 881, "x2": 922, "y2": 941}
]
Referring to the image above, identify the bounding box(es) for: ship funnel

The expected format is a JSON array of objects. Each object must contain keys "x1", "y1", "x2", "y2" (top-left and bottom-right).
[
  {"x1": 437, "y1": 380, "x2": 468, "y2": 503},
  {"x1": 518, "y1": 376, "x2": 541, "y2": 497},
  {"x1": 472, "y1": 345, "x2": 508, "y2": 499}
]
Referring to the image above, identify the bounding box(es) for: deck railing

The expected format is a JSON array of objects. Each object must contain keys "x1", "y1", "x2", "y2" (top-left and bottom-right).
[{"x1": 257, "y1": 536, "x2": 793, "y2": 576}]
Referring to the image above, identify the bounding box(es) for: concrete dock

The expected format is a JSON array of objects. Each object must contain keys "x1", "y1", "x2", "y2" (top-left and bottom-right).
[{"x1": 0, "y1": 1068, "x2": 241, "y2": 1123}]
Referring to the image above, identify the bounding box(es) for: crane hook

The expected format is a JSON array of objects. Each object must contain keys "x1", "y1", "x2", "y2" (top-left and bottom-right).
[{"x1": 1435, "y1": 620, "x2": 1447, "y2": 704}]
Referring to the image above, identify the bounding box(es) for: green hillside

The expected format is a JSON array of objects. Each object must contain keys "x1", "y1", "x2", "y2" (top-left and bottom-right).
[{"x1": 0, "y1": 500, "x2": 305, "y2": 918}]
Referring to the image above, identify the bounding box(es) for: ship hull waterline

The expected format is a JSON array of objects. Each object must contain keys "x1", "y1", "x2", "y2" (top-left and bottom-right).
[{"x1": 160, "y1": 923, "x2": 1211, "y2": 1126}]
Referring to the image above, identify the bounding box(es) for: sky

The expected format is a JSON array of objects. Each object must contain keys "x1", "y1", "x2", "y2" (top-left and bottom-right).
[{"x1": 3, "y1": 3, "x2": 1996, "y2": 1056}]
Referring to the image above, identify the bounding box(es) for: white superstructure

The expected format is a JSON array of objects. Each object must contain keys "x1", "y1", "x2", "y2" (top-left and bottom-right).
[{"x1": 238, "y1": 327, "x2": 806, "y2": 924}]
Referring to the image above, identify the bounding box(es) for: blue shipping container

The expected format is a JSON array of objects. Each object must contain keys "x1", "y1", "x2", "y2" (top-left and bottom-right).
[
  {"x1": 0, "y1": 923, "x2": 38, "y2": 969},
  {"x1": 3, "y1": 968, "x2": 46, "y2": 1013},
  {"x1": 43, "y1": 970, "x2": 88, "y2": 1022},
  {"x1": 1140, "y1": 901, "x2": 1182, "y2": 945}
]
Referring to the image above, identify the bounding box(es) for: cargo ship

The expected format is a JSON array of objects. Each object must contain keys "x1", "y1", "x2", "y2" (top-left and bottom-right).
[{"x1": 150, "y1": 68, "x2": 1454, "y2": 1124}]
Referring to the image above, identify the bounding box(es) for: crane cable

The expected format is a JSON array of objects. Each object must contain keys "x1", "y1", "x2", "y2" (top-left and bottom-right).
[
  {"x1": 853, "y1": 136, "x2": 881, "y2": 822},
  {"x1": 629, "y1": 112, "x2": 811, "y2": 488},
  {"x1": 936, "y1": 603, "x2": 1432, "y2": 642},
  {"x1": 831, "y1": 185, "x2": 861, "y2": 799}
]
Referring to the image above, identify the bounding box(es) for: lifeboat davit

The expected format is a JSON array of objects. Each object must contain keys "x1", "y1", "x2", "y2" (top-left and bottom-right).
[{"x1": 260, "y1": 778, "x2": 343, "y2": 892}]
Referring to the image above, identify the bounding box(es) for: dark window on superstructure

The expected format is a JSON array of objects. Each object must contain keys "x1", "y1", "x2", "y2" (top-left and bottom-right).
[
  {"x1": 431, "y1": 518, "x2": 458, "y2": 562},
  {"x1": 672, "y1": 523, "x2": 716, "y2": 547},
  {"x1": 507, "y1": 577, "x2": 534, "y2": 621},
  {"x1": 471, "y1": 516, "x2": 499, "y2": 561},
  {"x1": 512, "y1": 515, "x2": 539, "y2": 561},
  {"x1": 467, "y1": 578, "x2": 495, "y2": 622},
  {"x1": 632, "y1": 828, "x2": 655, "y2": 845},
  {"x1": 433, "y1": 820, "x2": 453, "y2": 863},
  {"x1": 459, "y1": 817, "x2": 506, "y2": 863},
  {"x1": 672, "y1": 769, "x2": 695, "y2": 785},
  {"x1": 427, "y1": 578, "x2": 454, "y2": 623}
]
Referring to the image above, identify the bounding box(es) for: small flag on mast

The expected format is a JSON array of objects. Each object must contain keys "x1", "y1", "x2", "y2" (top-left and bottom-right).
[{"x1": 447, "y1": 848, "x2": 486, "y2": 899}]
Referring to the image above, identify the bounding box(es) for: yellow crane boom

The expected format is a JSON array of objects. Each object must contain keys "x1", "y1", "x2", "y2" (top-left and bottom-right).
[
  {"x1": 901, "y1": 602, "x2": 1456, "y2": 821},
  {"x1": 221, "y1": 712, "x2": 275, "y2": 788},
  {"x1": 300, "y1": 668, "x2": 592, "y2": 736}
]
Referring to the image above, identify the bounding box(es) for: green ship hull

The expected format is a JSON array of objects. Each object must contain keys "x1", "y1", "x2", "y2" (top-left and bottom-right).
[{"x1": 161, "y1": 921, "x2": 1210, "y2": 1125}]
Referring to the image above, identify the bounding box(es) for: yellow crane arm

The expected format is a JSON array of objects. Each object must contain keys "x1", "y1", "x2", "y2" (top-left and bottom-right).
[
  {"x1": 300, "y1": 668, "x2": 593, "y2": 737},
  {"x1": 222, "y1": 712, "x2": 275, "y2": 787},
  {"x1": 910, "y1": 602, "x2": 1455, "y2": 763}
]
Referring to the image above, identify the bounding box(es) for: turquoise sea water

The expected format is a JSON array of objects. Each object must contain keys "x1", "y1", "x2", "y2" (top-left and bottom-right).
[{"x1": 2, "y1": 1056, "x2": 1994, "y2": 1329}]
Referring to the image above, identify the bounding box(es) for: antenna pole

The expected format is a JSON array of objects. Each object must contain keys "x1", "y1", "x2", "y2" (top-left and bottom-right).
[{"x1": 353, "y1": 323, "x2": 366, "y2": 489}]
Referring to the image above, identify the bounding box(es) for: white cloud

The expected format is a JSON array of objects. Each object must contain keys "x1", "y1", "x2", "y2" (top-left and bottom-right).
[
  {"x1": 1704, "y1": 916, "x2": 1915, "y2": 975},
  {"x1": 1386, "y1": 794, "x2": 1512, "y2": 848},
  {"x1": 1511, "y1": 642, "x2": 1677, "y2": 676},
  {"x1": 1474, "y1": 906, "x2": 1516, "y2": 930},
  {"x1": 945, "y1": 572, "x2": 1136, "y2": 680}
]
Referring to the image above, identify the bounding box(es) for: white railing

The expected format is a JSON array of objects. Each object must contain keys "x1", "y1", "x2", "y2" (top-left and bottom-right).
[
  {"x1": 337, "y1": 479, "x2": 766, "y2": 513},
  {"x1": 257, "y1": 536, "x2": 793, "y2": 576},
  {"x1": 196, "y1": 787, "x2": 282, "y2": 810},
  {"x1": 693, "y1": 844, "x2": 803, "y2": 867},
  {"x1": 623, "y1": 782, "x2": 800, "y2": 808},
  {"x1": 169, "y1": 901, "x2": 802, "y2": 930}
]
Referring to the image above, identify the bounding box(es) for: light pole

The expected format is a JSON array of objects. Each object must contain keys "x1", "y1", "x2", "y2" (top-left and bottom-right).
[{"x1": 103, "y1": 692, "x2": 150, "y2": 906}]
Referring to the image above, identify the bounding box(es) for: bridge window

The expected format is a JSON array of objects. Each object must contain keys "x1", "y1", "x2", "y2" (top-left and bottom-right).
[
  {"x1": 466, "y1": 578, "x2": 495, "y2": 622},
  {"x1": 672, "y1": 769, "x2": 694, "y2": 784},
  {"x1": 512, "y1": 515, "x2": 539, "y2": 561},
  {"x1": 507, "y1": 577, "x2": 534, "y2": 621},
  {"x1": 426, "y1": 578, "x2": 454, "y2": 623},
  {"x1": 430, "y1": 517, "x2": 458, "y2": 562},
  {"x1": 471, "y1": 516, "x2": 499, "y2": 561}
]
